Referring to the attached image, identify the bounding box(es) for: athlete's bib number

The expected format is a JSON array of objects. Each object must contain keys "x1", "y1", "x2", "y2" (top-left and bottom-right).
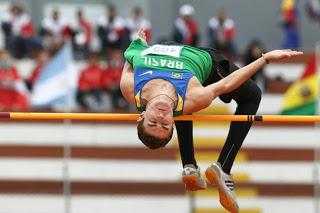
[{"x1": 141, "y1": 45, "x2": 183, "y2": 58}]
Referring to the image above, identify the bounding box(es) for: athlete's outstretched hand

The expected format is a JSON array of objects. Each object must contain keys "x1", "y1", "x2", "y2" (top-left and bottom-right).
[
  {"x1": 136, "y1": 28, "x2": 148, "y2": 44},
  {"x1": 263, "y1": 49, "x2": 303, "y2": 63}
]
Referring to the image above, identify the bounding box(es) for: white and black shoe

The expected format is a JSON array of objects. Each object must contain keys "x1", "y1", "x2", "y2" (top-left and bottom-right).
[
  {"x1": 182, "y1": 164, "x2": 207, "y2": 191},
  {"x1": 205, "y1": 162, "x2": 239, "y2": 213}
]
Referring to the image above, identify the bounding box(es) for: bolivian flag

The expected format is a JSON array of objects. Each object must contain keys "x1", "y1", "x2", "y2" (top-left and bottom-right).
[{"x1": 281, "y1": 54, "x2": 319, "y2": 115}]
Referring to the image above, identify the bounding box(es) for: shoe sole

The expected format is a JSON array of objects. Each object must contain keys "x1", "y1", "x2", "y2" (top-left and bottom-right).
[
  {"x1": 182, "y1": 175, "x2": 207, "y2": 191},
  {"x1": 205, "y1": 167, "x2": 239, "y2": 213}
]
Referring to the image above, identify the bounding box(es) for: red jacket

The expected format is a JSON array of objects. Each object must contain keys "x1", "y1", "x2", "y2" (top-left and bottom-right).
[
  {"x1": 0, "y1": 66, "x2": 20, "y2": 82},
  {"x1": 101, "y1": 63, "x2": 123, "y2": 87},
  {"x1": 0, "y1": 66, "x2": 28, "y2": 110},
  {"x1": 78, "y1": 64, "x2": 103, "y2": 90}
]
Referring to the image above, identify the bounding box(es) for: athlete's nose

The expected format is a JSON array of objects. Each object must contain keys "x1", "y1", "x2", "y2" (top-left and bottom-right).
[{"x1": 157, "y1": 112, "x2": 165, "y2": 120}]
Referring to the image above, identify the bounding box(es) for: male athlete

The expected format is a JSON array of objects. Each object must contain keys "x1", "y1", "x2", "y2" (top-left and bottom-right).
[{"x1": 120, "y1": 28, "x2": 302, "y2": 213}]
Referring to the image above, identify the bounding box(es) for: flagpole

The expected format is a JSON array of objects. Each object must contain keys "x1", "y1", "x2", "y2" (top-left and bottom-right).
[
  {"x1": 316, "y1": 41, "x2": 320, "y2": 115},
  {"x1": 63, "y1": 41, "x2": 74, "y2": 213},
  {"x1": 313, "y1": 41, "x2": 320, "y2": 213}
]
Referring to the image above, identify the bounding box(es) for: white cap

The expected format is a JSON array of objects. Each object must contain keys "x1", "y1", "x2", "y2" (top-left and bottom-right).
[{"x1": 179, "y1": 4, "x2": 195, "y2": 16}]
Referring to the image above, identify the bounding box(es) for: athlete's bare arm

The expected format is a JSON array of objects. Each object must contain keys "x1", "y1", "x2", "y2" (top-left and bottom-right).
[
  {"x1": 120, "y1": 61, "x2": 135, "y2": 105},
  {"x1": 206, "y1": 49, "x2": 302, "y2": 97},
  {"x1": 184, "y1": 49, "x2": 303, "y2": 114},
  {"x1": 120, "y1": 28, "x2": 149, "y2": 104}
]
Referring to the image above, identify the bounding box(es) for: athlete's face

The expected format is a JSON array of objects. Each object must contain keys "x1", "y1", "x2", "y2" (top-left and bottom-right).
[{"x1": 139, "y1": 101, "x2": 174, "y2": 139}]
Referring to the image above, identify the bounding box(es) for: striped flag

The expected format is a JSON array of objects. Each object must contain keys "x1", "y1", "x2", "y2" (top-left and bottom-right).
[
  {"x1": 31, "y1": 42, "x2": 78, "y2": 111},
  {"x1": 281, "y1": 54, "x2": 319, "y2": 115}
]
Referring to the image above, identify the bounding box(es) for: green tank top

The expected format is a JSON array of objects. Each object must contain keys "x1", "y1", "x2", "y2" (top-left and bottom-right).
[{"x1": 124, "y1": 39, "x2": 212, "y2": 83}]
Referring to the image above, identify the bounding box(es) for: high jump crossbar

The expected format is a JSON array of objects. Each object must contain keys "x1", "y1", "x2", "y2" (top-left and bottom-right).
[{"x1": 0, "y1": 112, "x2": 320, "y2": 122}]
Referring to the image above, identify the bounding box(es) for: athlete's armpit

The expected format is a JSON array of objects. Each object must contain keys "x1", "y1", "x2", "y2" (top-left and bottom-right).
[{"x1": 120, "y1": 61, "x2": 135, "y2": 104}]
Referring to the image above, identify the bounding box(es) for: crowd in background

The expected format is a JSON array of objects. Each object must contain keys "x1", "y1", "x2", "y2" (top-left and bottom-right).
[{"x1": 0, "y1": 0, "x2": 315, "y2": 112}]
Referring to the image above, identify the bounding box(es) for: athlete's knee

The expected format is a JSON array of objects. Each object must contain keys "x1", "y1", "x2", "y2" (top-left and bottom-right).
[{"x1": 235, "y1": 83, "x2": 262, "y2": 114}]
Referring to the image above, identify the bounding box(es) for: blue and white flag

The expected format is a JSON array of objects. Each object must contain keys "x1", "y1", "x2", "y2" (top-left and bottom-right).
[{"x1": 31, "y1": 42, "x2": 78, "y2": 111}]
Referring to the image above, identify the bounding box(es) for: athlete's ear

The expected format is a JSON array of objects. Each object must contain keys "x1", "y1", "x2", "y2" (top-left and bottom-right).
[{"x1": 137, "y1": 111, "x2": 145, "y2": 122}]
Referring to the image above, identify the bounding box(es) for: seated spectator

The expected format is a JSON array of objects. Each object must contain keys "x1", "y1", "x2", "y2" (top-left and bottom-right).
[
  {"x1": 26, "y1": 49, "x2": 50, "y2": 91},
  {"x1": 125, "y1": 7, "x2": 151, "y2": 46},
  {"x1": 243, "y1": 40, "x2": 266, "y2": 91},
  {"x1": 0, "y1": 49, "x2": 29, "y2": 110},
  {"x1": 1, "y1": 3, "x2": 41, "y2": 58},
  {"x1": 173, "y1": 4, "x2": 199, "y2": 46},
  {"x1": 77, "y1": 52, "x2": 104, "y2": 111},
  {"x1": 208, "y1": 9, "x2": 237, "y2": 60},
  {"x1": 101, "y1": 49, "x2": 128, "y2": 109},
  {"x1": 73, "y1": 9, "x2": 93, "y2": 60},
  {"x1": 97, "y1": 4, "x2": 125, "y2": 56},
  {"x1": 40, "y1": 9, "x2": 72, "y2": 53}
]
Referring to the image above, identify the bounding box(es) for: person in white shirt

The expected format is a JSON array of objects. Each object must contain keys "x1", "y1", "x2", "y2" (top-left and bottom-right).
[
  {"x1": 97, "y1": 4, "x2": 125, "y2": 55},
  {"x1": 1, "y1": 3, "x2": 39, "y2": 58},
  {"x1": 208, "y1": 9, "x2": 237, "y2": 59},
  {"x1": 40, "y1": 9, "x2": 72, "y2": 49},
  {"x1": 125, "y1": 7, "x2": 151, "y2": 43}
]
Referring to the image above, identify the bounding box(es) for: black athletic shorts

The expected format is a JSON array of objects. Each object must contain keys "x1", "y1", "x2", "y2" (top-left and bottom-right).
[{"x1": 200, "y1": 47, "x2": 259, "y2": 104}]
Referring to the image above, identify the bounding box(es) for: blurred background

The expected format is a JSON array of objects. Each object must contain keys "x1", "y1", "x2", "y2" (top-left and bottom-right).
[{"x1": 0, "y1": 0, "x2": 319, "y2": 212}]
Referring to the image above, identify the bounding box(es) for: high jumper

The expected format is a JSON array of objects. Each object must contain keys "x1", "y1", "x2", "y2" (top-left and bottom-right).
[{"x1": 119, "y1": 28, "x2": 302, "y2": 213}]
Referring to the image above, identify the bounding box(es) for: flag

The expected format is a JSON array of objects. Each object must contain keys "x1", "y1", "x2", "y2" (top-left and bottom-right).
[
  {"x1": 282, "y1": 0, "x2": 296, "y2": 17},
  {"x1": 31, "y1": 42, "x2": 78, "y2": 111},
  {"x1": 281, "y1": 54, "x2": 319, "y2": 115}
]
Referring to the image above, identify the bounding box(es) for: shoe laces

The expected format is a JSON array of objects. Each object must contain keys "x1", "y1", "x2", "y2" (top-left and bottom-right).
[{"x1": 183, "y1": 164, "x2": 198, "y2": 175}]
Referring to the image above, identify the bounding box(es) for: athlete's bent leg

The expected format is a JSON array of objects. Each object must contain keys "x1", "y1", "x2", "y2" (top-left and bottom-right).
[
  {"x1": 218, "y1": 80, "x2": 261, "y2": 174},
  {"x1": 200, "y1": 48, "x2": 261, "y2": 212}
]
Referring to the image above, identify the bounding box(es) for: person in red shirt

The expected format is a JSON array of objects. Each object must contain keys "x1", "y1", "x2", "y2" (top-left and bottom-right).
[
  {"x1": 74, "y1": 9, "x2": 93, "y2": 60},
  {"x1": 101, "y1": 49, "x2": 128, "y2": 109},
  {"x1": 77, "y1": 52, "x2": 104, "y2": 110},
  {"x1": 0, "y1": 49, "x2": 28, "y2": 110}
]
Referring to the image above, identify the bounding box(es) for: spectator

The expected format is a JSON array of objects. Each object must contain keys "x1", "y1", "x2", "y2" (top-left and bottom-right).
[
  {"x1": 0, "y1": 49, "x2": 29, "y2": 110},
  {"x1": 173, "y1": 4, "x2": 199, "y2": 46},
  {"x1": 243, "y1": 40, "x2": 266, "y2": 91},
  {"x1": 97, "y1": 4, "x2": 125, "y2": 56},
  {"x1": 306, "y1": 0, "x2": 320, "y2": 22},
  {"x1": 26, "y1": 50, "x2": 50, "y2": 91},
  {"x1": 208, "y1": 9, "x2": 237, "y2": 60},
  {"x1": 125, "y1": 7, "x2": 151, "y2": 45},
  {"x1": 77, "y1": 52, "x2": 104, "y2": 110},
  {"x1": 41, "y1": 9, "x2": 72, "y2": 52},
  {"x1": 1, "y1": 3, "x2": 40, "y2": 58},
  {"x1": 73, "y1": 9, "x2": 93, "y2": 60},
  {"x1": 101, "y1": 49, "x2": 128, "y2": 109},
  {"x1": 279, "y1": 0, "x2": 300, "y2": 49}
]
